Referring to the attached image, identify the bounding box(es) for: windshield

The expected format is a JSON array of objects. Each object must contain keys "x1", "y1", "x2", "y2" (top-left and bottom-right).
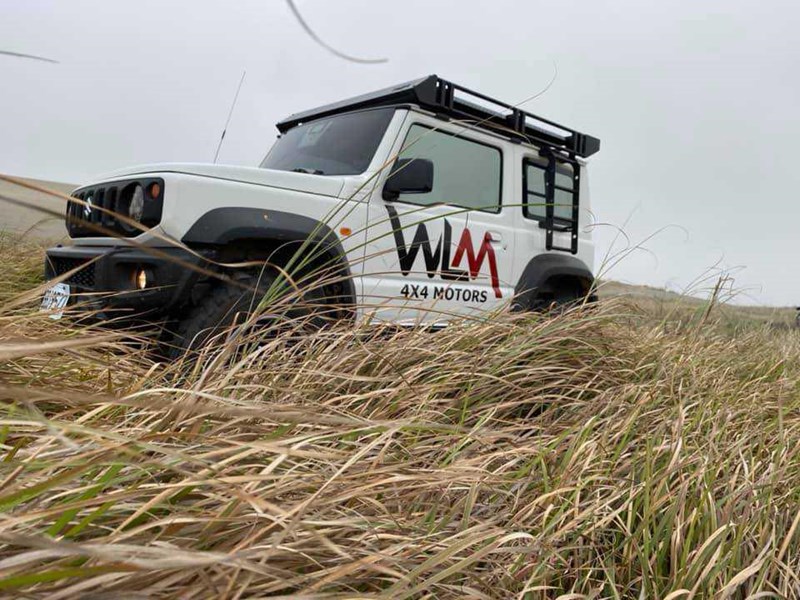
[{"x1": 261, "y1": 108, "x2": 395, "y2": 176}]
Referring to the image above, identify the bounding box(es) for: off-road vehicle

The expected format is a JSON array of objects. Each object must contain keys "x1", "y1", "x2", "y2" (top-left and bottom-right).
[{"x1": 42, "y1": 75, "x2": 601, "y2": 350}]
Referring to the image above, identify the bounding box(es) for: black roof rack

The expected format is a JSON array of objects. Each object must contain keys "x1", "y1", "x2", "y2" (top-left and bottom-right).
[{"x1": 275, "y1": 75, "x2": 600, "y2": 159}]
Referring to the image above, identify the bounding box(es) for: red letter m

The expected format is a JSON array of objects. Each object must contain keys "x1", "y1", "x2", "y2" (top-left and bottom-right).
[{"x1": 451, "y1": 229, "x2": 502, "y2": 299}]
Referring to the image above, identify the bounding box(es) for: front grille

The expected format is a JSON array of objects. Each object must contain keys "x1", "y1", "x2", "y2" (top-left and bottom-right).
[
  {"x1": 67, "y1": 177, "x2": 164, "y2": 238},
  {"x1": 49, "y1": 256, "x2": 96, "y2": 288}
]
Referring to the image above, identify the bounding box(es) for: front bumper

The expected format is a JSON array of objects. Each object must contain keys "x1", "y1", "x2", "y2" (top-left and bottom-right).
[{"x1": 44, "y1": 245, "x2": 214, "y2": 318}]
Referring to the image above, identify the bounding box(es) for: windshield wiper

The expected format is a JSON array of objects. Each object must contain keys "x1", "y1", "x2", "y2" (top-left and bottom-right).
[{"x1": 291, "y1": 167, "x2": 325, "y2": 175}]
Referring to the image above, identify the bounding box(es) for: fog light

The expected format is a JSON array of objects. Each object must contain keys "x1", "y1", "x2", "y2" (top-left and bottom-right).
[{"x1": 135, "y1": 269, "x2": 148, "y2": 290}]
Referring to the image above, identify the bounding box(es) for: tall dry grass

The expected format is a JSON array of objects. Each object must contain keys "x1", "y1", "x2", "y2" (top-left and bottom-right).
[
  {"x1": 1, "y1": 234, "x2": 799, "y2": 599},
  {"x1": 0, "y1": 232, "x2": 48, "y2": 304}
]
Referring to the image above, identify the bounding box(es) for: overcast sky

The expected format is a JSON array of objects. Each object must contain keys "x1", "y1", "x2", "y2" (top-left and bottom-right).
[{"x1": 2, "y1": 0, "x2": 798, "y2": 305}]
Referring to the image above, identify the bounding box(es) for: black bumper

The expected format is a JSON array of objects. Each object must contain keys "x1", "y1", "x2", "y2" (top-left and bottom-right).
[{"x1": 44, "y1": 245, "x2": 214, "y2": 318}]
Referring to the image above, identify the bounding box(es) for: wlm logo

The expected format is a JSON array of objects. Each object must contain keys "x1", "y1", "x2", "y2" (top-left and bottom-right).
[{"x1": 386, "y1": 206, "x2": 502, "y2": 298}]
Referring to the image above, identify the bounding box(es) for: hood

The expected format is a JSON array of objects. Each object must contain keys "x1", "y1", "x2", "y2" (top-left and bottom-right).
[{"x1": 95, "y1": 163, "x2": 347, "y2": 198}]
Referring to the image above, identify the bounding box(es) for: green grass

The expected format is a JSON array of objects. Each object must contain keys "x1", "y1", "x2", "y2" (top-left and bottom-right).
[{"x1": 0, "y1": 233, "x2": 799, "y2": 598}]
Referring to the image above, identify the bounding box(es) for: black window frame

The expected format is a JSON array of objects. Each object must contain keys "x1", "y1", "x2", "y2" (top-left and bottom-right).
[{"x1": 389, "y1": 122, "x2": 504, "y2": 215}]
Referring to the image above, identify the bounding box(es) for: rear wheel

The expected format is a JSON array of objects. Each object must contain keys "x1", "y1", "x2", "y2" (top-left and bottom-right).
[{"x1": 530, "y1": 279, "x2": 587, "y2": 312}]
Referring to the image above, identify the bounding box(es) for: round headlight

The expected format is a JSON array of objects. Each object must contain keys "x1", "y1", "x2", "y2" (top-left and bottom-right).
[{"x1": 128, "y1": 185, "x2": 144, "y2": 222}]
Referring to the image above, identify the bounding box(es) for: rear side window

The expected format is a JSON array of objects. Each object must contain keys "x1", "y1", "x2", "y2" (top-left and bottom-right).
[
  {"x1": 523, "y1": 159, "x2": 576, "y2": 221},
  {"x1": 395, "y1": 124, "x2": 502, "y2": 213}
]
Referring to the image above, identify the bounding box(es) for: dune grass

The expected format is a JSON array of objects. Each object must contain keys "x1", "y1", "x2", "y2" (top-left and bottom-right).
[
  {"x1": 0, "y1": 232, "x2": 47, "y2": 303},
  {"x1": 0, "y1": 234, "x2": 799, "y2": 598}
]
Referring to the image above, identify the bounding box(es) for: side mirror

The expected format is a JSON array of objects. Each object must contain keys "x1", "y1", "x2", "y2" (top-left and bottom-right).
[{"x1": 382, "y1": 158, "x2": 434, "y2": 201}]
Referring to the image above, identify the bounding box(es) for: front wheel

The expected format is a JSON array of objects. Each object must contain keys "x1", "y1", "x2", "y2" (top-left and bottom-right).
[{"x1": 164, "y1": 271, "x2": 276, "y2": 359}]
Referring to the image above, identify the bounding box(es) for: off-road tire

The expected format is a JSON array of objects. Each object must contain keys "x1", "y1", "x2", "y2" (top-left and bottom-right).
[
  {"x1": 165, "y1": 269, "x2": 334, "y2": 359},
  {"x1": 166, "y1": 271, "x2": 278, "y2": 359},
  {"x1": 530, "y1": 280, "x2": 587, "y2": 312}
]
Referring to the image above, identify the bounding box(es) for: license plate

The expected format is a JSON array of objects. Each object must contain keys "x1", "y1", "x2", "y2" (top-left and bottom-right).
[{"x1": 40, "y1": 283, "x2": 70, "y2": 320}]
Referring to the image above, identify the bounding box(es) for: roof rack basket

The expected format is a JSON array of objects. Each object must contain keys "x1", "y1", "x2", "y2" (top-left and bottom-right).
[{"x1": 277, "y1": 74, "x2": 600, "y2": 159}]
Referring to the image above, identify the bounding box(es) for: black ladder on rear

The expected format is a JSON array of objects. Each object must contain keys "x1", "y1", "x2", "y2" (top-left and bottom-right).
[{"x1": 542, "y1": 151, "x2": 581, "y2": 255}]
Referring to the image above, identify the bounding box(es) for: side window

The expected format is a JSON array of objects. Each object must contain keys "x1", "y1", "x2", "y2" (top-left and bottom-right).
[
  {"x1": 524, "y1": 161, "x2": 548, "y2": 220},
  {"x1": 523, "y1": 159, "x2": 576, "y2": 221},
  {"x1": 395, "y1": 124, "x2": 502, "y2": 213}
]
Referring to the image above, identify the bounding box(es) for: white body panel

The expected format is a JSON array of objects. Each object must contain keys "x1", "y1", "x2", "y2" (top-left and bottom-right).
[{"x1": 102, "y1": 163, "x2": 346, "y2": 198}]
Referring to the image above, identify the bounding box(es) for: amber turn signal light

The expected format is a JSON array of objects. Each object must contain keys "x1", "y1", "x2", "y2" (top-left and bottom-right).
[{"x1": 148, "y1": 182, "x2": 161, "y2": 199}]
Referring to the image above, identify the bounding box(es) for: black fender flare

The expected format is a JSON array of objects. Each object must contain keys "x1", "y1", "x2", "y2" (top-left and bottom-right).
[
  {"x1": 513, "y1": 254, "x2": 594, "y2": 309},
  {"x1": 182, "y1": 207, "x2": 356, "y2": 304}
]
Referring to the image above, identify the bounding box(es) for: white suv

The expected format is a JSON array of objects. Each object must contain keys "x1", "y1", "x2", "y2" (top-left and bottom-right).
[{"x1": 43, "y1": 75, "x2": 601, "y2": 350}]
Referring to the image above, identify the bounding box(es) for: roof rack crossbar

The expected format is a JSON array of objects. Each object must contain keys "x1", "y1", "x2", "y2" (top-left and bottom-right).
[{"x1": 276, "y1": 75, "x2": 600, "y2": 158}]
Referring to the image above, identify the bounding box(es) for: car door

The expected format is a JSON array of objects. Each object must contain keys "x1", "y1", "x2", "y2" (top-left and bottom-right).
[
  {"x1": 361, "y1": 118, "x2": 509, "y2": 324},
  {"x1": 460, "y1": 152, "x2": 517, "y2": 310}
]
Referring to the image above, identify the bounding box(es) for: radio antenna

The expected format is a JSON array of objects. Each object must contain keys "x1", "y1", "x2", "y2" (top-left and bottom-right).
[{"x1": 213, "y1": 70, "x2": 247, "y2": 164}]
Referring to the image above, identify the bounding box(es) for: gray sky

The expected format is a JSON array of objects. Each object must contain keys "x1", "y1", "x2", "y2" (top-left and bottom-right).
[{"x1": 2, "y1": 0, "x2": 798, "y2": 305}]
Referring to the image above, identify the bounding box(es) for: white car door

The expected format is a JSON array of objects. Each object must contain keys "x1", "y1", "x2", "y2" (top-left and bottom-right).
[{"x1": 360, "y1": 118, "x2": 511, "y2": 324}]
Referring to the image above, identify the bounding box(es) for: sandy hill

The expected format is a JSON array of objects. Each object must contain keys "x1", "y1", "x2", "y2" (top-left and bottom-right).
[{"x1": 0, "y1": 175, "x2": 74, "y2": 239}]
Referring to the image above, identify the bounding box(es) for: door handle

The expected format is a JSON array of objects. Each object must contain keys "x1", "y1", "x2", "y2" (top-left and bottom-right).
[{"x1": 487, "y1": 231, "x2": 506, "y2": 249}]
